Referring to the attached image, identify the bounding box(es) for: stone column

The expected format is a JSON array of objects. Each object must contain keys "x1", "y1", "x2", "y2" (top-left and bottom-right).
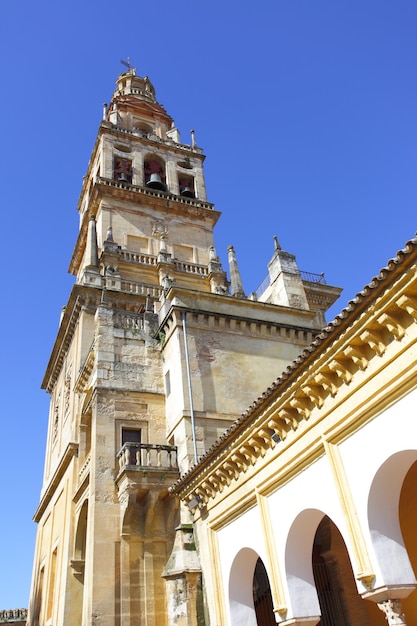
[{"x1": 166, "y1": 158, "x2": 180, "y2": 195}]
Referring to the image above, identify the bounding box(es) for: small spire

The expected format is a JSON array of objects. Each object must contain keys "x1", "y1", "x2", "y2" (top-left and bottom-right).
[
  {"x1": 227, "y1": 246, "x2": 245, "y2": 298},
  {"x1": 106, "y1": 226, "x2": 114, "y2": 242},
  {"x1": 190, "y1": 130, "x2": 196, "y2": 148},
  {"x1": 102, "y1": 103, "x2": 108, "y2": 121},
  {"x1": 273, "y1": 235, "x2": 281, "y2": 251}
]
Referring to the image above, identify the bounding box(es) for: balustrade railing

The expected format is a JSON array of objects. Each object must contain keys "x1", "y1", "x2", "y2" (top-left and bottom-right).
[
  {"x1": 254, "y1": 269, "x2": 327, "y2": 299},
  {"x1": 173, "y1": 260, "x2": 209, "y2": 276},
  {"x1": 300, "y1": 270, "x2": 326, "y2": 284},
  {"x1": 117, "y1": 443, "x2": 178, "y2": 473},
  {"x1": 114, "y1": 311, "x2": 145, "y2": 331},
  {"x1": 95, "y1": 177, "x2": 212, "y2": 209},
  {"x1": 120, "y1": 281, "x2": 162, "y2": 298},
  {"x1": 0, "y1": 609, "x2": 28, "y2": 621},
  {"x1": 253, "y1": 274, "x2": 271, "y2": 299},
  {"x1": 120, "y1": 251, "x2": 158, "y2": 266}
]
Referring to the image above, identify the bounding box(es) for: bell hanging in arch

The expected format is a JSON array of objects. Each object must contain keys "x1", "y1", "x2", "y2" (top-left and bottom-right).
[
  {"x1": 181, "y1": 186, "x2": 195, "y2": 198},
  {"x1": 146, "y1": 173, "x2": 167, "y2": 192}
]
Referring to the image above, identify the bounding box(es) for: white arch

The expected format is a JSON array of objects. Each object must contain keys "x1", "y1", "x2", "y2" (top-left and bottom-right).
[
  {"x1": 228, "y1": 547, "x2": 260, "y2": 625},
  {"x1": 368, "y1": 450, "x2": 417, "y2": 586},
  {"x1": 285, "y1": 508, "x2": 323, "y2": 618}
]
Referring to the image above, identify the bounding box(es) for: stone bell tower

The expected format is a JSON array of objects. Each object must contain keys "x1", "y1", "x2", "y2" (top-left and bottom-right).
[{"x1": 27, "y1": 68, "x2": 341, "y2": 626}]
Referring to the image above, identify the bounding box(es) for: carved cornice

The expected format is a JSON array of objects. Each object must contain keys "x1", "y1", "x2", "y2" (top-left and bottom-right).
[
  {"x1": 158, "y1": 289, "x2": 319, "y2": 352},
  {"x1": 170, "y1": 236, "x2": 417, "y2": 506}
]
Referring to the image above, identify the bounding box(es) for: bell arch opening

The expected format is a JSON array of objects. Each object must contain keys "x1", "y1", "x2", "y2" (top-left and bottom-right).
[{"x1": 144, "y1": 154, "x2": 167, "y2": 191}]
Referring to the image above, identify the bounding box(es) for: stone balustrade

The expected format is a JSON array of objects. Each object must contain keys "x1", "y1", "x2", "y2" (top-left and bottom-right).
[
  {"x1": 173, "y1": 260, "x2": 209, "y2": 276},
  {"x1": 119, "y1": 280, "x2": 162, "y2": 298},
  {"x1": 0, "y1": 608, "x2": 27, "y2": 622},
  {"x1": 113, "y1": 311, "x2": 145, "y2": 330},
  {"x1": 117, "y1": 443, "x2": 178, "y2": 472},
  {"x1": 120, "y1": 251, "x2": 158, "y2": 266},
  {"x1": 96, "y1": 177, "x2": 212, "y2": 210}
]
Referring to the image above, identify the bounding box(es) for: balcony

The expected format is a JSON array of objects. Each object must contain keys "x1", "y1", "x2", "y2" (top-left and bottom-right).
[
  {"x1": 116, "y1": 443, "x2": 179, "y2": 494},
  {"x1": 117, "y1": 443, "x2": 178, "y2": 473}
]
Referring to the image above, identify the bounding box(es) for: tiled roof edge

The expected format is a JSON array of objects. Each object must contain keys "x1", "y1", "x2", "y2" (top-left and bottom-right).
[{"x1": 169, "y1": 234, "x2": 417, "y2": 495}]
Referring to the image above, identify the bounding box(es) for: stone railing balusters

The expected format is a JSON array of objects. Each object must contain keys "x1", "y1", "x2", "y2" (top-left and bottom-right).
[{"x1": 117, "y1": 443, "x2": 178, "y2": 473}]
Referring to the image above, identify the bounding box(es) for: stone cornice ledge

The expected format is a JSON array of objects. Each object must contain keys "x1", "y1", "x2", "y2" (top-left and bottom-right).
[{"x1": 170, "y1": 235, "x2": 417, "y2": 505}]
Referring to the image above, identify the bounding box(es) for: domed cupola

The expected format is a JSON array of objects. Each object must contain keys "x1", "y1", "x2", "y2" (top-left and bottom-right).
[{"x1": 106, "y1": 67, "x2": 173, "y2": 135}]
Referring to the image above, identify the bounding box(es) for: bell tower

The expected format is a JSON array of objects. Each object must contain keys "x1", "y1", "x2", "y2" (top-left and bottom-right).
[
  {"x1": 28, "y1": 68, "x2": 341, "y2": 626},
  {"x1": 71, "y1": 68, "x2": 228, "y2": 298}
]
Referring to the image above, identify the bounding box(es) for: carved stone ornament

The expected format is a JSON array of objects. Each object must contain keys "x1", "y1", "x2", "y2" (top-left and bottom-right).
[
  {"x1": 377, "y1": 599, "x2": 407, "y2": 625},
  {"x1": 152, "y1": 220, "x2": 168, "y2": 240}
]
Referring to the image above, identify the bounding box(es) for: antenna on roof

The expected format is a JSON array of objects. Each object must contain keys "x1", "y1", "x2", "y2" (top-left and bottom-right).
[{"x1": 121, "y1": 57, "x2": 132, "y2": 70}]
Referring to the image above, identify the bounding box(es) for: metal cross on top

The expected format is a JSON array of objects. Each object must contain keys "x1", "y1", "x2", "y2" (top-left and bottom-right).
[{"x1": 121, "y1": 57, "x2": 132, "y2": 70}]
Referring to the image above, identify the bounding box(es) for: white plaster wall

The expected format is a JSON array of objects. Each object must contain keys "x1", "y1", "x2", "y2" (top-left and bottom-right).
[
  {"x1": 267, "y1": 455, "x2": 353, "y2": 617},
  {"x1": 216, "y1": 506, "x2": 271, "y2": 626},
  {"x1": 338, "y1": 387, "x2": 417, "y2": 588}
]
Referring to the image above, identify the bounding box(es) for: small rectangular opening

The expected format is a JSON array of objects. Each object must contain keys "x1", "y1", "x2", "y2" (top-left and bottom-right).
[{"x1": 122, "y1": 428, "x2": 141, "y2": 465}]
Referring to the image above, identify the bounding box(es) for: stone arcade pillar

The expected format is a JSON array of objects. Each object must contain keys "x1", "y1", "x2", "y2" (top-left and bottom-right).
[
  {"x1": 377, "y1": 599, "x2": 407, "y2": 625},
  {"x1": 363, "y1": 584, "x2": 416, "y2": 626}
]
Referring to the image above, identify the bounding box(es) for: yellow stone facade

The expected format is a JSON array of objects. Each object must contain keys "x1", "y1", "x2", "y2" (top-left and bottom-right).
[
  {"x1": 27, "y1": 69, "x2": 340, "y2": 626},
  {"x1": 173, "y1": 235, "x2": 417, "y2": 625}
]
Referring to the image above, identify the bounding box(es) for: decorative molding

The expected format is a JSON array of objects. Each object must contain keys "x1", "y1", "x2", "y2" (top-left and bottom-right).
[
  {"x1": 256, "y1": 492, "x2": 287, "y2": 617},
  {"x1": 322, "y1": 439, "x2": 375, "y2": 589}
]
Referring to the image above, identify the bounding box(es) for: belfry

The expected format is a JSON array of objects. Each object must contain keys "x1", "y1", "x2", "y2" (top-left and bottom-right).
[{"x1": 27, "y1": 68, "x2": 341, "y2": 625}]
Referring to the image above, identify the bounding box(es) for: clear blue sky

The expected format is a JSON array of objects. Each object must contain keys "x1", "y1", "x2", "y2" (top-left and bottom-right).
[{"x1": 0, "y1": 0, "x2": 416, "y2": 609}]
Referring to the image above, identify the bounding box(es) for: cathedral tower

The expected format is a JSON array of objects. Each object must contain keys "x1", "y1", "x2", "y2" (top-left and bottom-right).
[{"x1": 28, "y1": 68, "x2": 341, "y2": 626}]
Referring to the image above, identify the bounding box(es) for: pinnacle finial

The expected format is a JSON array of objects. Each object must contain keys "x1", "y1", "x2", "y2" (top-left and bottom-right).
[
  {"x1": 106, "y1": 226, "x2": 114, "y2": 242},
  {"x1": 227, "y1": 245, "x2": 245, "y2": 298}
]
